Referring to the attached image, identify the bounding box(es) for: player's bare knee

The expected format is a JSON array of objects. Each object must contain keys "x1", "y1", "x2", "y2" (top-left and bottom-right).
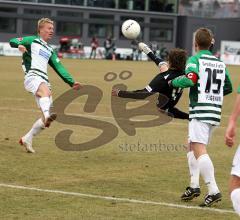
[
  {"x1": 191, "y1": 143, "x2": 207, "y2": 159},
  {"x1": 36, "y1": 83, "x2": 51, "y2": 97}
]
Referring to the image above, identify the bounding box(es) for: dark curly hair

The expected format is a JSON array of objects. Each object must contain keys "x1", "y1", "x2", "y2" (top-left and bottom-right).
[{"x1": 168, "y1": 48, "x2": 187, "y2": 71}]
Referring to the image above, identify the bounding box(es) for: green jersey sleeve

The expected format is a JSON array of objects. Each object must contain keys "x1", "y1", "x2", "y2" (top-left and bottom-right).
[
  {"x1": 185, "y1": 56, "x2": 199, "y2": 75},
  {"x1": 172, "y1": 75, "x2": 195, "y2": 88},
  {"x1": 49, "y1": 51, "x2": 75, "y2": 87},
  {"x1": 224, "y1": 68, "x2": 233, "y2": 96},
  {"x1": 9, "y1": 36, "x2": 36, "y2": 48}
]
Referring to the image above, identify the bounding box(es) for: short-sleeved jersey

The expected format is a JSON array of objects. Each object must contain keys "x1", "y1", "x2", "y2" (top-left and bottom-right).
[
  {"x1": 185, "y1": 50, "x2": 228, "y2": 126},
  {"x1": 145, "y1": 69, "x2": 184, "y2": 109},
  {"x1": 9, "y1": 35, "x2": 74, "y2": 86}
]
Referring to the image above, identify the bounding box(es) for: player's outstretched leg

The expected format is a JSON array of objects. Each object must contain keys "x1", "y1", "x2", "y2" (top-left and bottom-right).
[
  {"x1": 138, "y1": 42, "x2": 167, "y2": 68},
  {"x1": 19, "y1": 118, "x2": 45, "y2": 153}
]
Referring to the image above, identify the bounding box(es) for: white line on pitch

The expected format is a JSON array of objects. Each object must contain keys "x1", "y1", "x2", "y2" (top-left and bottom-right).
[{"x1": 0, "y1": 183, "x2": 235, "y2": 215}]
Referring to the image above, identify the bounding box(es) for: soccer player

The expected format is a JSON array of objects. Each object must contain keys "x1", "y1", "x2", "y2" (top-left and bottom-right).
[
  {"x1": 9, "y1": 18, "x2": 82, "y2": 153},
  {"x1": 225, "y1": 90, "x2": 240, "y2": 215},
  {"x1": 170, "y1": 28, "x2": 232, "y2": 206},
  {"x1": 112, "y1": 42, "x2": 189, "y2": 120}
]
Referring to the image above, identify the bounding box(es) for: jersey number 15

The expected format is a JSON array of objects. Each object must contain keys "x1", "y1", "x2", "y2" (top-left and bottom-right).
[{"x1": 205, "y1": 68, "x2": 223, "y2": 94}]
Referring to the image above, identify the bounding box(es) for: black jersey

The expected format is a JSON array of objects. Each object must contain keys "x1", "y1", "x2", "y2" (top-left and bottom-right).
[
  {"x1": 118, "y1": 69, "x2": 188, "y2": 120},
  {"x1": 145, "y1": 69, "x2": 184, "y2": 110}
]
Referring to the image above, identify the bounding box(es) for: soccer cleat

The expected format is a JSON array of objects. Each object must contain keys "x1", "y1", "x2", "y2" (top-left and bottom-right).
[
  {"x1": 138, "y1": 42, "x2": 152, "y2": 54},
  {"x1": 19, "y1": 137, "x2": 35, "y2": 153},
  {"x1": 181, "y1": 187, "x2": 201, "y2": 201},
  {"x1": 44, "y1": 113, "x2": 57, "y2": 128},
  {"x1": 199, "y1": 193, "x2": 222, "y2": 207}
]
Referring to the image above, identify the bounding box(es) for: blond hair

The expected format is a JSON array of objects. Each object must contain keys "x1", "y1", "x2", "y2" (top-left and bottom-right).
[{"x1": 37, "y1": 18, "x2": 54, "y2": 34}]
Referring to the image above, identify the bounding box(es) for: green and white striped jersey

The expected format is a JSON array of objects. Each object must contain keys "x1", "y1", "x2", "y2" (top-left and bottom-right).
[
  {"x1": 9, "y1": 35, "x2": 75, "y2": 86},
  {"x1": 185, "y1": 50, "x2": 230, "y2": 126}
]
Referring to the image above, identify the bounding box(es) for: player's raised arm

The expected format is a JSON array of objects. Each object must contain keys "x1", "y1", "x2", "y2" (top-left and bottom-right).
[
  {"x1": 112, "y1": 88, "x2": 153, "y2": 99},
  {"x1": 112, "y1": 69, "x2": 168, "y2": 99},
  {"x1": 9, "y1": 36, "x2": 35, "y2": 48},
  {"x1": 48, "y1": 51, "x2": 82, "y2": 90},
  {"x1": 138, "y1": 42, "x2": 168, "y2": 72},
  {"x1": 10, "y1": 36, "x2": 36, "y2": 53}
]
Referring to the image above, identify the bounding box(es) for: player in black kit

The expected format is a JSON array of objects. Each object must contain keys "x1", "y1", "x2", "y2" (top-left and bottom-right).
[{"x1": 112, "y1": 42, "x2": 189, "y2": 120}]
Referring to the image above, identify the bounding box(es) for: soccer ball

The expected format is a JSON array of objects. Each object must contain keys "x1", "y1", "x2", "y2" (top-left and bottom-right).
[{"x1": 121, "y1": 19, "x2": 141, "y2": 40}]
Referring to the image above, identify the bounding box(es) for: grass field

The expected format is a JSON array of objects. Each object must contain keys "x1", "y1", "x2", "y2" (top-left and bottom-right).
[{"x1": 1, "y1": 56, "x2": 240, "y2": 219}]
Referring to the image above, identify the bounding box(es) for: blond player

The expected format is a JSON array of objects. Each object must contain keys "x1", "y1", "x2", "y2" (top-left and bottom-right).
[{"x1": 9, "y1": 18, "x2": 82, "y2": 153}]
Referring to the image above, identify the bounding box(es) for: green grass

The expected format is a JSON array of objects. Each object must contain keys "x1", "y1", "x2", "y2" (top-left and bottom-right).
[{"x1": 0, "y1": 57, "x2": 240, "y2": 219}]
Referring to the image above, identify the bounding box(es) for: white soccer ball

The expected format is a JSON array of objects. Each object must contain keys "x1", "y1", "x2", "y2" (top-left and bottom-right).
[{"x1": 121, "y1": 19, "x2": 141, "y2": 40}]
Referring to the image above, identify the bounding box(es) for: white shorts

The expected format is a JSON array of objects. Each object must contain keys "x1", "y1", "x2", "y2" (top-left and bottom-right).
[
  {"x1": 231, "y1": 145, "x2": 240, "y2": 177},
  {"x1": 24, "y1": 75, "x2": 52, "y2": 108},
  {"x1": 24, "y1": 75, "x2": 51, "y2": 95},
  {"x1": 188, "y1": 119, "x2": 215, "y2": 145}
]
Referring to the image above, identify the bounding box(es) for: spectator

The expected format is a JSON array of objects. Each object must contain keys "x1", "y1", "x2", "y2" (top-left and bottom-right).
[
  {"x1": 89, "y1": 36, "x2": 99, "y2": 59},
  {"x1": 104, "y1": 36, "x2": 115, "y2": 59}
]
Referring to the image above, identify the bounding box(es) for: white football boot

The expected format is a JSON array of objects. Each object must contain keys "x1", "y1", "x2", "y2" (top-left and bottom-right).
[
  {"x1": 138, "y1": 42, "x2": 152, "y2": 54},
  {"x1": 19, "y1": 136, "x2": 35, "y2": 153}
]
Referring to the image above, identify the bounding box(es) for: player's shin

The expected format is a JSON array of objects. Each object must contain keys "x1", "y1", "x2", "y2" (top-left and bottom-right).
[
  {"x1": 28, "y1": 118, "x2": 45, "y2": 138},
  {"x1": 39, "y1": 96, "x2": 51, "y2": 119},
  {"x1": 187, "y1": 151, "x2": 200, "y2": 188},
  {"x1": 197, "y1": 154, "x2": 220, "y2": 195},
  {"x1": 231, "y1": 188, "x2": 240, "y2": 215}
]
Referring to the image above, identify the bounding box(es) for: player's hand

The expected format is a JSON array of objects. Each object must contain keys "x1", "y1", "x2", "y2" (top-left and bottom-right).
[
  {"x1": 18, "y1": 45, "x2": 27, "y2": 53},
  {"x1": 72, "y1": 82, "x2": 82, "y2": 90},
  {"x1": 112, "y1": 89, "x2": 120, "y2": 96},
  {"x1": 225, "y1": 120, "x2": 237, "y2": 147}
]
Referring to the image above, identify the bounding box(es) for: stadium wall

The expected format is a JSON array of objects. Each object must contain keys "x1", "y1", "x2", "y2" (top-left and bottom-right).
[
  {"x1": 0, "y1": 1, "x2": 177, "y2": 51},
  {"x1": 1, "y1": 1, "x2": 240, "y2": 57},
  {"x1": 176, "y1": 16, "x2": 240, "y2": 56}
]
